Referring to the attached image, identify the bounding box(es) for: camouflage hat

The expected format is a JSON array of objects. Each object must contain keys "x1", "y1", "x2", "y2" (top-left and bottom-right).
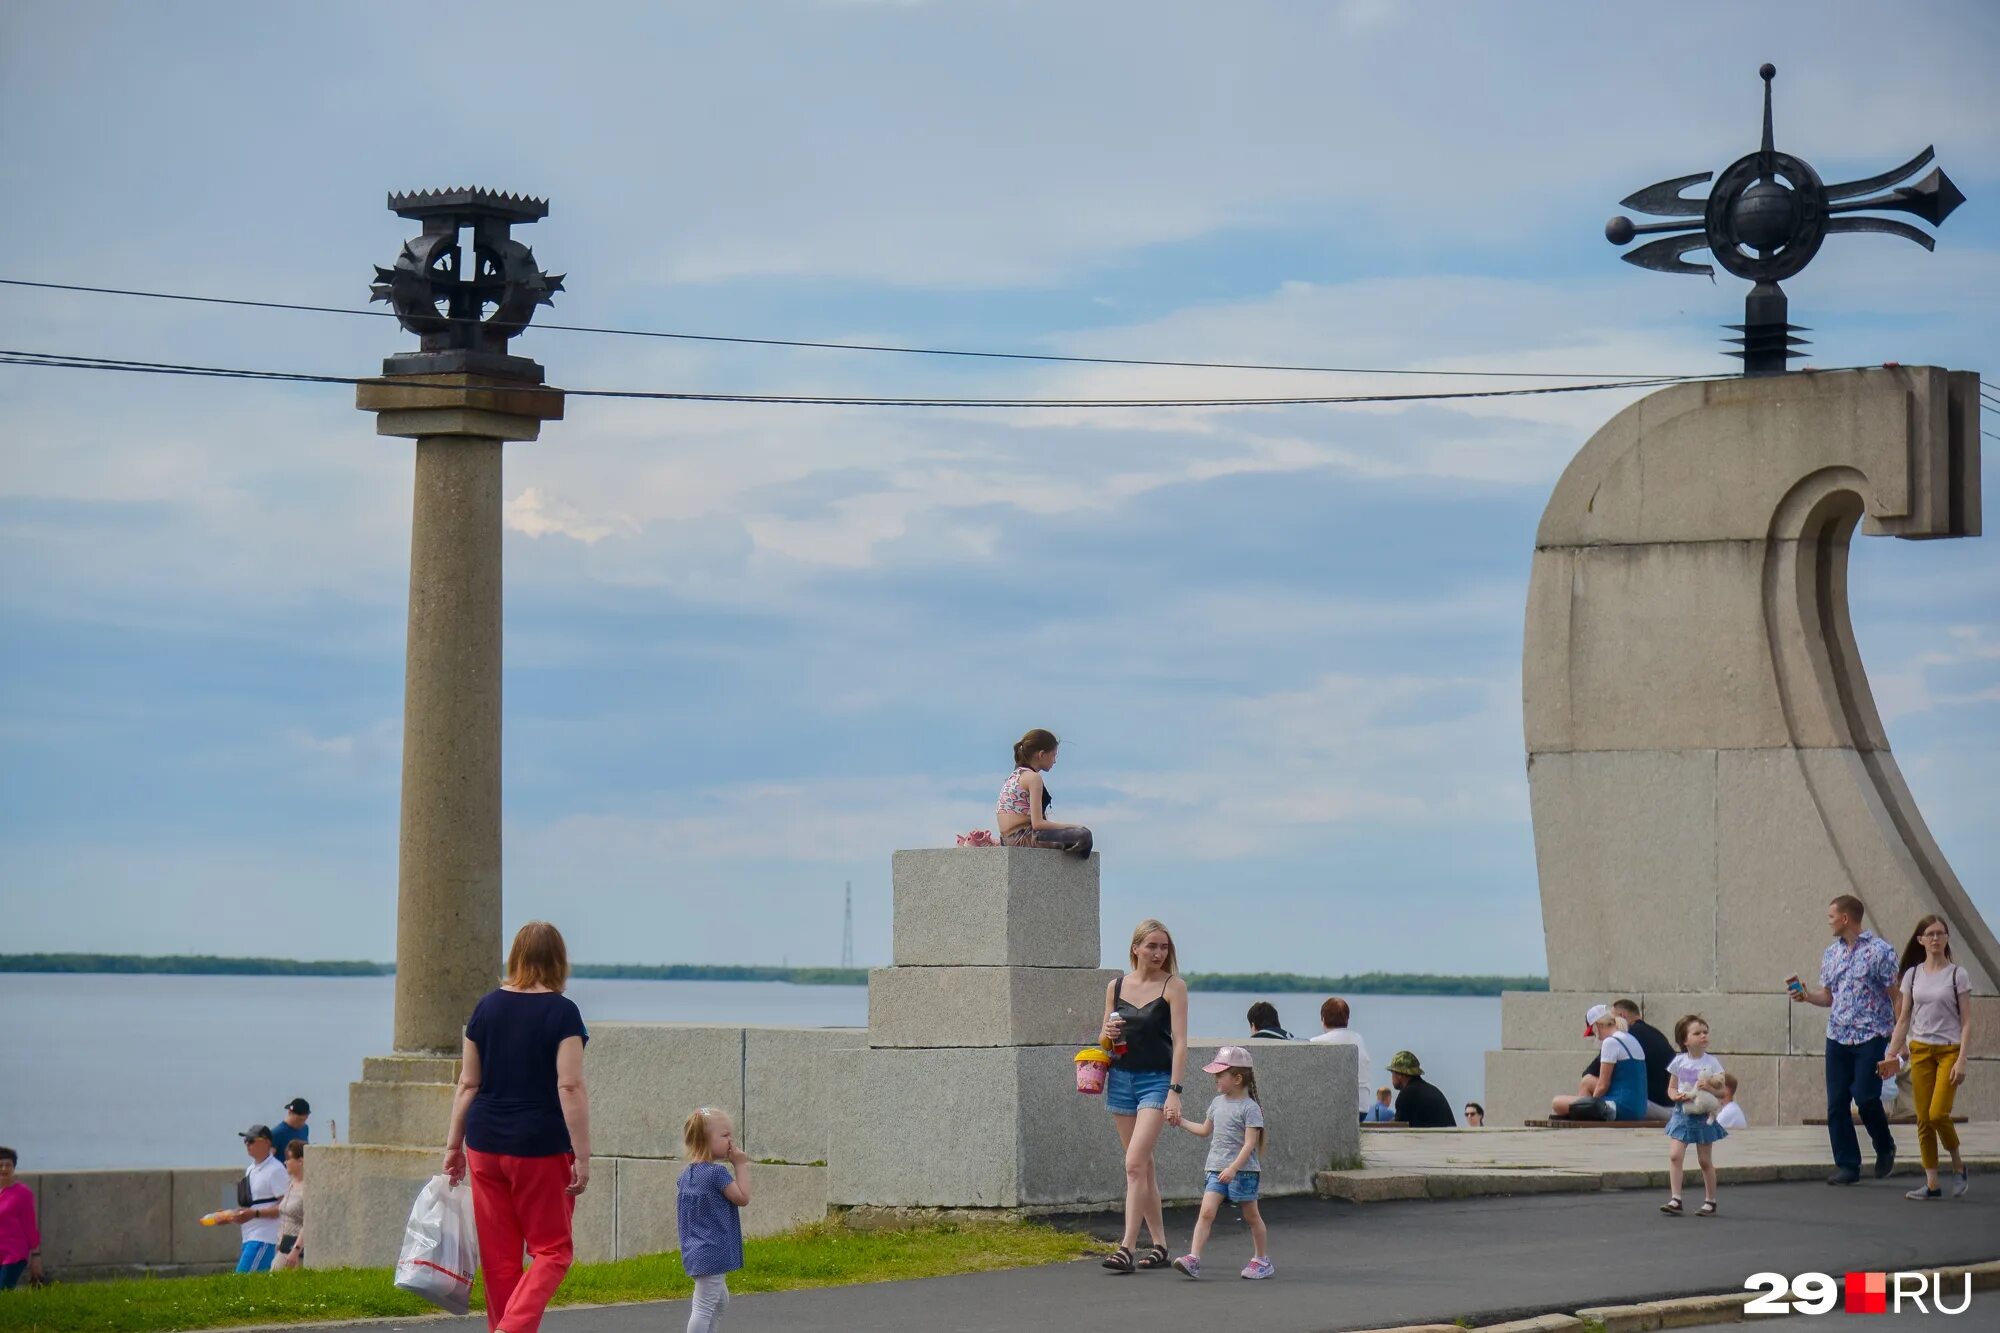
[{"x1": 1386, "y1": 1050, "x2": 1423, "y2": 1077}]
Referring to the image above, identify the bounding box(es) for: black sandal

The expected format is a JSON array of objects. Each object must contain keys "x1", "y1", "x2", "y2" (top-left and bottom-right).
[
  {"x1": 1137, "y1": 1243, "x2": 1171, "y2": 1269},
  {"x1": 1102, "y1": 1245, "x2": 1136, "y2": 1273},
  {"x1": 1659, "y1": 1197, "x2": 1682, "y2": 1215},
  {"x1": 1697, "y1": 1200, "x2": 1717, "y2": 1217}
]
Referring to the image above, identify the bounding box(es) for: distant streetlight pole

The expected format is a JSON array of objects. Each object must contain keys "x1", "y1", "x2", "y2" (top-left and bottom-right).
[{"x1": 359, "y1": 189, "x2": 565, "y2": 1053}]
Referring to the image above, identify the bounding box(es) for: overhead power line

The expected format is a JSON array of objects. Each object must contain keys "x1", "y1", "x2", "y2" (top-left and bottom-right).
[
  {"x1": 0, "y1": 276, "x2": 1683, "y2": 381},
  {"x1": 0, "y1": 348, "x2": 1699, "y2": 408}
]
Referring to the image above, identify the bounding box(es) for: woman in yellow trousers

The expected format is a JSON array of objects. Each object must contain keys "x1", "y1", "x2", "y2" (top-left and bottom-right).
[{"x1": 1882, "y1": 915, "x2": 1975, "y2": 1200}]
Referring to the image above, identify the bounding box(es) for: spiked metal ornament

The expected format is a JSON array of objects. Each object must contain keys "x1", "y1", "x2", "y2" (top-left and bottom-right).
[
  {"x1": 1605, "y1": 65, "x2": 1965, "y2": 375},
  {"x1": 370, "y1": 188, "x2": 564, "y2": 380}
]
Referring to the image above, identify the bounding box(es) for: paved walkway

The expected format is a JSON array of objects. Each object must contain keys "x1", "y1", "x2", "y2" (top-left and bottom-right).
[
  {"x1": 1321, "y1": 1123, "x2": 2000, "y2": 1201},
  {"x1": 541, "y1": 1180, "x2": 1997, "y2": 1333}
]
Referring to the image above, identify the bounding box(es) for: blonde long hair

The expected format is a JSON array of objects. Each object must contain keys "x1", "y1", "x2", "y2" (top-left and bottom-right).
[{"x1": 1129, "y1": 918, "x2": 1179, "y2": 978}]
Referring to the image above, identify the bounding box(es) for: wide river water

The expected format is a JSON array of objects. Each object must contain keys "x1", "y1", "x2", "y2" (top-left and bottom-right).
[{"x1": 1, "y1": 974, "x2": 1499, "y2": 1170}]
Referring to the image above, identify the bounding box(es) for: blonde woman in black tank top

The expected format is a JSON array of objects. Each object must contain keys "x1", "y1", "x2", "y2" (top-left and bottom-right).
[{"x1": 1097, "y1": 918, "x2": 1189, "y2": 1274}]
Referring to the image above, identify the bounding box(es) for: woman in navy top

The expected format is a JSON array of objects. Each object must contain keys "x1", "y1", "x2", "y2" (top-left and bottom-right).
[{"x1": 443, "y1": 922, "x2": 591, "y2": 1333}]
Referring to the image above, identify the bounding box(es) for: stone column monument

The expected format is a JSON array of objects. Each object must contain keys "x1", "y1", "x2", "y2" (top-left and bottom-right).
[
  {"x1": 309, "y1": 191, "x2": 564, "y2": 1260},
  {"x1": 362, "y1": 188, "x2": 565, "y2": 1053},
  {"x1": 1488, "y1": 70, "x2": 1993, "y2": 1127}
]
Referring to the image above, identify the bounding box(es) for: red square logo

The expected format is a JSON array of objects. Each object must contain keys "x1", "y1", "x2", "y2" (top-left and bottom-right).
[{"x1": 1845, "y1": 1271, "x2": 1887, "y2": 1314}]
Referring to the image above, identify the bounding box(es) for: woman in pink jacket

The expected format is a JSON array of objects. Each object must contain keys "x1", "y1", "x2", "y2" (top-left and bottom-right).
[{"x1": 0, "y1": 1147, "x2": 44, "y2": 1290}]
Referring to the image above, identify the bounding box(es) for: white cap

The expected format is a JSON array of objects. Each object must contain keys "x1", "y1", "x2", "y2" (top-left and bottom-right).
[{"x1": 1584, "y1": 1004, "x2": 1613, "y2": 1035}]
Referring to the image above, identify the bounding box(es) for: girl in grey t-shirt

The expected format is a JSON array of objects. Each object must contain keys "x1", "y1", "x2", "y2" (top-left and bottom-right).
[
  {"x1": 1169, "y1": 1046, "x2": 1272, "y2": 1281},
  {"x1": 1882, "y1": 915, "x2": 1975, "y2": 1200}
]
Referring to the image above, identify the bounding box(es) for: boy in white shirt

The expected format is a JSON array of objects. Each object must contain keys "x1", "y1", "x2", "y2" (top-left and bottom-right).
[{"x1": 1715, "y1": 1072, "x2": 1747, "y2": 1130}]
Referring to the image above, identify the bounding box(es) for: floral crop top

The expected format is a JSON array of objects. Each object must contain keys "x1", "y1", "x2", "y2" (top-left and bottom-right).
[{"x1": 998, "y1": 767, "x2": 1032, "y2": 817}]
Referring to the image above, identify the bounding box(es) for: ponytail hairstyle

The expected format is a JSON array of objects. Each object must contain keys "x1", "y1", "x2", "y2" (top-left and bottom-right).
[
  {"x1": 1898, "y1": 914, "x2": 1950, "y2": 976},
  {"x1": 1013, "y1": 729, "x2": 1059, "y2": 768},
  {"x1": 1232, "y1": 1066, "x2": 1267, "y2": 1147}
]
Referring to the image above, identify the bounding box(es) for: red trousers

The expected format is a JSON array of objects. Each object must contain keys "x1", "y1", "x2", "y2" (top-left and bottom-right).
[{"x1": 467, "y1": 1149, "x2": 575, "y2": 1333}]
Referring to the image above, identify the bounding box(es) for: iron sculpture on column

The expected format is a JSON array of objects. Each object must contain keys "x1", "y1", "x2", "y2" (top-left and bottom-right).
[
  {"x1": 360, "y1": 189, "x2": 565, "y2": 1055},
  {"x1": 370, "y1": 188, "x2": 565, "y2": 379},
  {"x1": 1604, "y1": 64, "x2": 1965, "y2": 374}
]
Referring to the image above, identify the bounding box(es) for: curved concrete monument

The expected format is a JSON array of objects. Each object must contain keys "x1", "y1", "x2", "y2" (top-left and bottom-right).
[{"x1": 1487, "y1": 366, "x2": 1997, "y2": 1125}]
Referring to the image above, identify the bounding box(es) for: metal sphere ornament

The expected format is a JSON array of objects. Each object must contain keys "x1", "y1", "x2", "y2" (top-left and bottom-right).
[
  {"x1": 369, "y1": 188, "x2": 565, "y2": 380},
  {"x1": 1602, "y1": 65, "x2": 1964, "y2": 374}
]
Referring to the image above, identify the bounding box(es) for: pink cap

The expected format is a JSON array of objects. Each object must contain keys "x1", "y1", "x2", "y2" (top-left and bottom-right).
[{"x1": 1202, "y1": 1045, "x2": 1255, "y2": 1074}]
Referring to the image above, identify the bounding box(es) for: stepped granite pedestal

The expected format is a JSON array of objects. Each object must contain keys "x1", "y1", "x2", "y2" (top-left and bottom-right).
[{"x1": 828, "y1": 849, "x2": 1359, "y2": 1209}]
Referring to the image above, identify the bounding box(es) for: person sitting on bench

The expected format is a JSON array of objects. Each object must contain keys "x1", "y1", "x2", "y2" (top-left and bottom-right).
[
  {"x1": 1552, "y1": 1005, "x2": 1650, "y2": 1121},
  {"x1": 1576, "y1": 998, "x2": 1674, "y2": 1118}
]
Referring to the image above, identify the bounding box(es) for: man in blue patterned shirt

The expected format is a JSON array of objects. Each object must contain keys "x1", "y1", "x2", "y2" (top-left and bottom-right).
[{"x1": 1791, "y1": 894, "x2": 1900, "y2": 1184}]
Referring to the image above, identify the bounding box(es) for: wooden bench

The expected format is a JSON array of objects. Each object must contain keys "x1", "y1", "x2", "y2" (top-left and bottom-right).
[
  {"x1": 1523, "y1": 1117, "x2": 1671, "y2": 1129},
  {"x1": 1804, "y1": 1114, "x2": 1969, "y2": 1125}
]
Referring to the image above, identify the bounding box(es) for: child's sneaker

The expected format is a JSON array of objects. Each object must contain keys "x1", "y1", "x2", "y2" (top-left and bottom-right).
[
  {"x1": 1171, "y1": 1255, "x2": 1200, "y2": 1279},
  {"x1": 1241, "y1": 1256, "x2": 1275, "y2": 1280}
]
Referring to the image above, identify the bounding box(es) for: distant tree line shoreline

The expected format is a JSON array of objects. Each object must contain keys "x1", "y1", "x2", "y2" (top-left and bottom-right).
[{"x1": 0, "y1": 953, "x2": 1548, "y2": 997}]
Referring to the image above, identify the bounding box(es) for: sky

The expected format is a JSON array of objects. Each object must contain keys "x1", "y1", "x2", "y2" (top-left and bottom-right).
[{"x1": 1, "y1": 1, "x2": 1996, "y2": 976}]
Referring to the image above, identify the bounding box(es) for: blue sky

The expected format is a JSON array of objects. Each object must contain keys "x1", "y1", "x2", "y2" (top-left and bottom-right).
[{"x1": 2, "y1": 1, "x2": 1996, "y2": 974}]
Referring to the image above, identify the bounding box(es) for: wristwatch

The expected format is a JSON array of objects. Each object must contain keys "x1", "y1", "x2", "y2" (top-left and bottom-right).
[{"x1": 1168, "y1": 1083, "x2": 1183, "y2": 1094}]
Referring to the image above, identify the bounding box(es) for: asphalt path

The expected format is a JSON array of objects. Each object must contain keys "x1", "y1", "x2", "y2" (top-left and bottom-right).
[{"x1": 540, "y1": 1181, "x2": 1996, "y2": 1333}]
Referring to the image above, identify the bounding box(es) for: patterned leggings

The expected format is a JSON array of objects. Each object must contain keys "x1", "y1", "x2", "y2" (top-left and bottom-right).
[{"x1": 1002, "y1": 824, "x2": 1093, "y2": 856}]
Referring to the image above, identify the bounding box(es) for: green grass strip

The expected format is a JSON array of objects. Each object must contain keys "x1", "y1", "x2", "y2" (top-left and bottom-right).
[{"x1": 0, "y1": 1221, "x2": 1096, "y2": 1333}]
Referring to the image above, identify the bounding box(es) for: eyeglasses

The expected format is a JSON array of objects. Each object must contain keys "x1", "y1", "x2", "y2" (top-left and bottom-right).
[{"x1": 1919, "y1": 930, "x2": 1949, "y2": 939}]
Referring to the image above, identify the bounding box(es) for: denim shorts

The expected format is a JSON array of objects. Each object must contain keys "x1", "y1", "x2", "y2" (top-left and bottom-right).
[
  {"x1": 1204, "y1": 1170, "x2": 1261, "y2": 1203},
  {"x1": 1105, "y1": 1067, "x2": 1172, "y2": 1115}
]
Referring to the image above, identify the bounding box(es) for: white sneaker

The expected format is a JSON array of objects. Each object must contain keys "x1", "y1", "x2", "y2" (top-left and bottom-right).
[
  {"x1": 1241, "y1": 1256, "x2": 1274, "y2": 1280},
  {"x1": 1951, "y1": 1168, "x2": 1970, "y2": 1198}
]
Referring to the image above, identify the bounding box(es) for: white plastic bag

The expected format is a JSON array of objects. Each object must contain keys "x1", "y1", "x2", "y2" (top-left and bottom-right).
[{"x1": 394, "y1": 1174, "x2": 479, "y2": 1316}]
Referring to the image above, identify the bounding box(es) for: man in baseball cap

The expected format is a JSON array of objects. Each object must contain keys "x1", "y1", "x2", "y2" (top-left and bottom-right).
[
  {"x1": 232, "y1": 1125, "x2": 287, "y2": 1272},
  {"x1": 1387, "y1": 1050, "x2": 1456, "y2": 1127},
  {"x1": 270, "y1": 1098, "x2": 311, "y2": 1160}
]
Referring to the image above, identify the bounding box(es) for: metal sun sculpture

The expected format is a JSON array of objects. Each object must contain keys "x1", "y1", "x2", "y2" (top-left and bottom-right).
[
  {"x1": 1606, "y1": 64, "x2": 1965, "y2": 375},
  {"x1": 370, "y1": 188, "x2": 564, "y2": 379}
]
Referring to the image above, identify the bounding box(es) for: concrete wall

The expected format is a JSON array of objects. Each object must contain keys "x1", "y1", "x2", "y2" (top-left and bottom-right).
[
  {"x1": 826, "y1": 1038, "x2": 1361, "y2": 1209},
  {"x1": 306, "y1": 1145, "x2": 828, "y2": 1269},
  {"x1": 309, "y1": 1022, "x2": 863, "y2": 1269},
  {"x1": 589, "y1": 1023, "x2": 866, "y2": 1162},
  {"x1": 11, "y1": 1168, "x2": 245, "y2": 1280}
]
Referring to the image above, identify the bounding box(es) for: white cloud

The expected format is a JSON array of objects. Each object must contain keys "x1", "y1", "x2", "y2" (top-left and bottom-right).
[
  {"x1": 1873, "y1": 624, "x2": 2000, "y2": 723},
  {"x1": 506, "y1": 486, "x2": 629, "y2": 544}
]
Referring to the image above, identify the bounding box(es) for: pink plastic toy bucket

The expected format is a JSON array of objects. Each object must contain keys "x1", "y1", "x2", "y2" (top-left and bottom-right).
[{"x1": 1074, "y1": 1049, "x2": 1111, "y2": 1095}]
